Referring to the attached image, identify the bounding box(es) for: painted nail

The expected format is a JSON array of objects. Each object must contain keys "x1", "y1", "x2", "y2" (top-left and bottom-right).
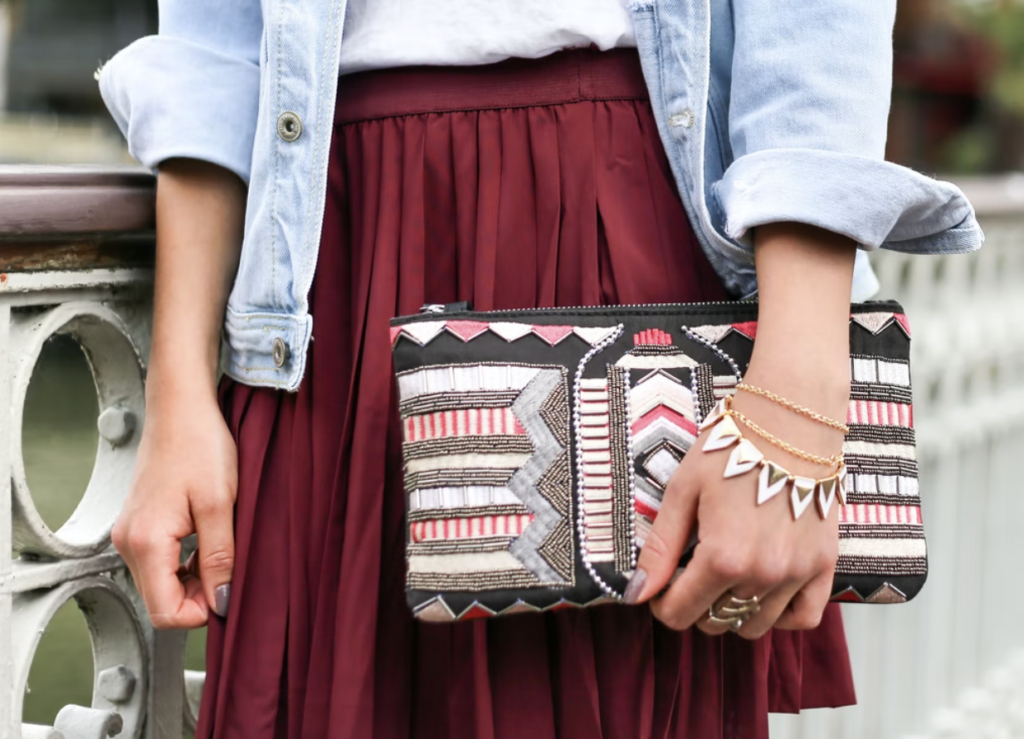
[
  {"x1": 214, "y1": 583, "x2": 232, "y2": 618},
  {"x1": 623, "y1": 569, "x2": 648, "y2": 605}
]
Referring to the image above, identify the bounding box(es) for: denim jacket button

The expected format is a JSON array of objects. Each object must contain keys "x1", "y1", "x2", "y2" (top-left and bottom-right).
[
  {"x1": 277, "y1": 112, "x2": 303, "y2": 142},
  {"x1": 668, "y1": 109, "x2": 695, "y2": 129},
  {"x1": 272, "y1": 337, "x2": 289, "y2": 368}
]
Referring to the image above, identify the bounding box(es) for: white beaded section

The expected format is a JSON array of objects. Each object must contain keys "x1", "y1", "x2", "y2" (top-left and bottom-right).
[
  {"x1": 680, "y1": 324, "x2": 743, "y2": 426},
  {"x1": 574, "y1": 324, "x2": 625, "y2": 600},
  {"x1": 622, "y1": 367, "x2": 639, "y2": 570},
  {"x1": 579, "y1": 389, "x2": 614, "y2": 559}
]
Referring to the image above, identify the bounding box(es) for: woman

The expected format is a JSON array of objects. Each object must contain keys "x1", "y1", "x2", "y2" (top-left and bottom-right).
[{"x1": 99, "y1": 1, "x2": 981, "y2": 737}]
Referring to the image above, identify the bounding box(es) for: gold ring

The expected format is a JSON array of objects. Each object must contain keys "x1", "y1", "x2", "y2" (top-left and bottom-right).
[
  {"x1": 706, "y1": 613, "x2": 744, "y2": 632},
  {"x1": 708, "y1": 592, "x2": 761, "y2": 631}
]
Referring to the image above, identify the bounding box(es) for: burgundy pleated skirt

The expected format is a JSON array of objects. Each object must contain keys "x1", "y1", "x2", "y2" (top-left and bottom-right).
[{"x1": 199, "y1": 49, "x2": 855, "y2": 739}]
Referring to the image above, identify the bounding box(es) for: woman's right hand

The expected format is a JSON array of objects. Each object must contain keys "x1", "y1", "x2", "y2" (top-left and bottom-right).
[{"x1": 112, "y1": 392, "x2": 238, "y2": 630}]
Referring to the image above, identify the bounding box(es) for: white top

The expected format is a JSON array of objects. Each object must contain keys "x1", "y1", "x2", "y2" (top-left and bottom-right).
[{"x1": 339, "y1": 0, "x2": 636, "y2": 75}]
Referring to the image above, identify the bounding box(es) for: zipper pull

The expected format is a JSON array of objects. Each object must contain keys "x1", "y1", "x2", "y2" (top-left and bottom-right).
[{"x1": 420, "y1": 301, "x2": 472, "y2": 314}]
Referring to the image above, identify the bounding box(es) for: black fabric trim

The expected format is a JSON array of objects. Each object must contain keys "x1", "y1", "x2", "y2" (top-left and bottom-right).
[
  {"x1": 849, "y1": 384, "x2": 914, "y2": 404},
  {"x1": 845, "y1": 425, "x2": 917, "y2": 445}
]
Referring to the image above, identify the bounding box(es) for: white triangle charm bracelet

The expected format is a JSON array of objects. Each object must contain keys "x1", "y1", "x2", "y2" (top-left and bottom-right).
[{"x1": 699, "y1": 396, "x2": 846, "y2": 521}]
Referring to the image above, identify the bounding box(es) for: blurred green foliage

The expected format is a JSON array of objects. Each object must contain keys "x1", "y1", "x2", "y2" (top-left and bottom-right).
[
  {"x1": 961, "y1": 1, "x2": 1024, "y2": 115},
  {"x1": 903, "y1": 0, "x2": 1024, "y2": 173}
]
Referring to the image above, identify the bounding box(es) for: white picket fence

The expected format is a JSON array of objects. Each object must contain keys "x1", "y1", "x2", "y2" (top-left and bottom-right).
[
  {"x1": 772, "y1": 175, "x2": 1024, "y2": 739},
  {"x1": 1, "y1": 171, "x2": 1023, "y2": 738}
]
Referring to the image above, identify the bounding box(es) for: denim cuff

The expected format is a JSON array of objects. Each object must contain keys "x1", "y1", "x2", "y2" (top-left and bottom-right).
[
  {"x1": 714, "y1": 149, "x2": 983, "y2": 255},
  {"x1": 99, "y1": 36, "x2": 260, "y2": 184},
  {"x1": 223, "y1": 306, "x2": 313, "y2": 392}
]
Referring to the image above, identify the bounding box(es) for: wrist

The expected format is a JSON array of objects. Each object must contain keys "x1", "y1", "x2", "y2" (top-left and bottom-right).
[
  {"x1": 750, "y1": 222, "x2": 856, "y2": 410},
  {"x1": 745, "y1": 335, "x2": 849, "y2": 412},
  {"x1": 743, "y1": 355, "x2": 849, "y2": 410},
  {"x1": 728, "y1": 383, "x2": 847, "y2": 478},
  {"x1": 144, "y1": 363, "x2": 221, "y2": 418},
  {"x1": 734, "y1": 364, "x2": 849, "y2": 421},
  {"x1": 737, "y1": 350, "x2": 851, "y2": 471}
]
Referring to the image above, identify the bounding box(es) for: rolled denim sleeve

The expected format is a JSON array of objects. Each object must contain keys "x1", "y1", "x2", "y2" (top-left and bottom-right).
[
  {"x1": 717, "y1": 0, "x2": 982, "y2": 254},
  {"x1": 98, "y1": 0, "x2": 262, "y2": 183}
]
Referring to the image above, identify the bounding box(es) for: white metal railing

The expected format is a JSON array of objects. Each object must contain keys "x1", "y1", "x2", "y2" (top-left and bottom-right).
[
  {"x1": 0, "y1": 167, "x2": 197, "y2": 739},
  {"x1": 0, "y1": 269, "x2": 202, "y2": 739},
  {"x1": 771, "y1": 175, "x2": 1024, "y2": 738},
  {"x1": 2, "y1": 171, "x2": 1023, "y2": 738}
]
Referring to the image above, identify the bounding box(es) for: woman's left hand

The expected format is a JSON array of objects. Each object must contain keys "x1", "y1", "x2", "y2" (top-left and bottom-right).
[
  {"x1": 622, "y1": 362, "x2": 847, "y2": 638},
  {"x1": 623, "y1": 221, "x2": 856, "y2": 638}
]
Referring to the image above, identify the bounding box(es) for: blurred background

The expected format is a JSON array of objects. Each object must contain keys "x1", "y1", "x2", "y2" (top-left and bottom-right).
[
  {"x1": 2, "y1": 1, "x2": 1024, "y2": 738},
  {"x1": 0, "y1": 0, "x2": 152, "y2": 164},
  {"x1": 5, "y1": 0, "x2": 1024, "y2": 171}
]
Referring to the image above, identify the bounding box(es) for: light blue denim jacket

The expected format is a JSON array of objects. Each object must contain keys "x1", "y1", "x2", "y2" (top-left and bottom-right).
[{"x1": 99, "y1": 0, "x2": 983, "y2": 391}]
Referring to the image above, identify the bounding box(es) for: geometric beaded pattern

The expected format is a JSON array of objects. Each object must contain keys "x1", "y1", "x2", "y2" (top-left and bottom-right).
[
  {"x1": 397, "y1": 362, "x2": 573, "y2": 593},
  {"x1": 606, "y1": 367, "x2": 634, "y2": 572},
  {"x1": 577, "y1": 376, "x2": 616, "y2": 564},
  {"x1": 615, "y1": 329, "x2": 701, "y2": 565},
  {"x1": 393, "y1": 306, "x2": 923, "y2": 619},
  {"x1": 838, "y1": 355, "x2": 924, "y2": 578},
  {"x1": 638, "y1": 319, "x2": 925, "y2": 588}
]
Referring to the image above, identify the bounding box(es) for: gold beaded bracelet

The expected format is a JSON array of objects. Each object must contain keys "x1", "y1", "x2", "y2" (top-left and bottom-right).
[
  {"x1": 735, "y1": 382, "x2": 850, "y2": 434},
  {"x1": 699, "y1": 397, "x2": 847, "y2": 520}
]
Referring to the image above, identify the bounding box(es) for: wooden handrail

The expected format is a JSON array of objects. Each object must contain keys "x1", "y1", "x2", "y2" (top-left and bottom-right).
[{"x1": 0, "y1": 165, "x2": 155, "y2": 272}]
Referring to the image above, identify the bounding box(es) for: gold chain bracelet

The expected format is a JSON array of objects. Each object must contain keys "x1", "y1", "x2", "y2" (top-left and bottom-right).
[
  {"x1": 735, "y1": 383, "x2": 850, "y2": 434},
  {"x1": 725, "y1": 408, "x2": 844, "y2": 468}
]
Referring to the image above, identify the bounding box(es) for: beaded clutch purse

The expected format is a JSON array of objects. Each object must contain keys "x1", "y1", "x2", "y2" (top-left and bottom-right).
[{"x1": 390, "y1": 301, "x2": 925, "y2": 623}]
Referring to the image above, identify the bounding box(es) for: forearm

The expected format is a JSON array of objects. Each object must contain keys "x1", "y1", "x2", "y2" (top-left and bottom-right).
[
  {"x1": 147, "y1": 159, "x2": 246, "y2": 411},
  {"x1": 751, "y1": 223, "x2": 856, "y2": 388},
  {"x1": 740, "y1": 223, "x2": 857, "y2": 468}
]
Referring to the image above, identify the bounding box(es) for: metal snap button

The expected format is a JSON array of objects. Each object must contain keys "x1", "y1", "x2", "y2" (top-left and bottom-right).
[
  {"x1": 668, "y1": 109, "x2": 695, "y2": 129},
  {"x1": 272, "y1": 337, "x2": 288, "y2": 368},
  {"x1": 277, "y1": 111, "x2": 303, "y2": 142}
]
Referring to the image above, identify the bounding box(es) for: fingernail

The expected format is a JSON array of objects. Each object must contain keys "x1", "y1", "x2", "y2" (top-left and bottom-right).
[
  {"x1": 214, "y1": 583, "x2": 231, "y2": 617},
  {"x1": 623, "y1": 569, "x2": 648, "y2": 605}
]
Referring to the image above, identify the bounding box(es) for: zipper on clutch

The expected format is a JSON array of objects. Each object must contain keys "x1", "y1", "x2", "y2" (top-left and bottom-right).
[
  {"x1": 420, "y1": 301, "x2": 473, "y2": 314},
  {"x1": 485, "y1": 300, "x2": 748, "y2": 312},
  {"x1": 418, "y1": 298, "x2": 895, "y2": 316},
  {"x1": 419, "y1": 299, "x2": 749, "y2": 315}
]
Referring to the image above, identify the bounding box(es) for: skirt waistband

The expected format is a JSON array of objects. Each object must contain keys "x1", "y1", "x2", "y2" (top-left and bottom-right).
[{"x1": 334, "y1": 48, "x2": 648, "y2": 125}]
